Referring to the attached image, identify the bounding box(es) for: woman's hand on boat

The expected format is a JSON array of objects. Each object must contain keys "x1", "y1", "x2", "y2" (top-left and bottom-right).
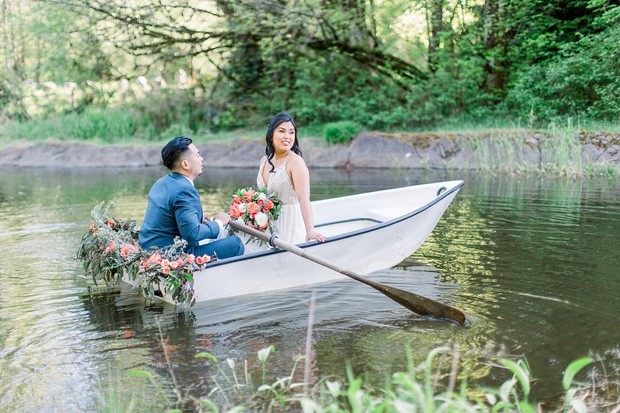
[{"x1": 306, "y1": 229, "x2": 326, "y2": 243}]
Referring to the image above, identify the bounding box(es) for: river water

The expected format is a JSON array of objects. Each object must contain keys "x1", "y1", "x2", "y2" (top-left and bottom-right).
[{"x1": 1, "y1": 166, "x2": 619, "y2": 411}]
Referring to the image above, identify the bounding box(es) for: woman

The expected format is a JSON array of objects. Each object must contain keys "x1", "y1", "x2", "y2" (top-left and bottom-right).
[{"x1": 257, "y1": 112, "x2": 326, "y2": 244}]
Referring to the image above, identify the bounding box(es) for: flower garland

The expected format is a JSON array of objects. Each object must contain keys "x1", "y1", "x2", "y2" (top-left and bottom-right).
[
  {"x1": 77, "y1": 203, "x2": 142, "y2": 286},
  {"x1": 227, "y1": 186, "x2": 282, "y2": 241},
  {"x1": 77, "y1": 202, "x2": 215, "y2": 306},
  {"x1": 140, "y1": 238, "x2": 214, "y2": 306}
]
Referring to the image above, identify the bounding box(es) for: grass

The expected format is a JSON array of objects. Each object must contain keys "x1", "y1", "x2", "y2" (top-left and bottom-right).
[{"x1": 93, "y1": 318, "x2": 619, "y2": 412}]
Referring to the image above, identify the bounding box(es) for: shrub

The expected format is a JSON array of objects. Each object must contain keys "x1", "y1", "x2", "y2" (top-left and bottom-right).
[{"x1": 324, "y1": 121, "x2": 362, "y2": 144}]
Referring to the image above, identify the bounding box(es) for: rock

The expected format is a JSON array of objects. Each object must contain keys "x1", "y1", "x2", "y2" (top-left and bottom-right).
[{"x1": 0, "y1": 130, "x2": 618, "y2": 171}]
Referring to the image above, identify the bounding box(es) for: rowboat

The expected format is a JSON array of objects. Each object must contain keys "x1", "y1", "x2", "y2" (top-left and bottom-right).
[{"x1": 148, "y1": 179, "x2": 464, "y2": 305}]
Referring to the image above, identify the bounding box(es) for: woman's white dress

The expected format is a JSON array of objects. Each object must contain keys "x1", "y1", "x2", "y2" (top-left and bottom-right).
[{"x1": 257, "y1": 159, "x2": 306, "y2": 245}]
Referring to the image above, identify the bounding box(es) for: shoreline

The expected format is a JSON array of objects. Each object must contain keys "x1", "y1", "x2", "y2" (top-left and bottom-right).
[{"x1": 1, "y1": 130, "x2": 619, "y2": 172}]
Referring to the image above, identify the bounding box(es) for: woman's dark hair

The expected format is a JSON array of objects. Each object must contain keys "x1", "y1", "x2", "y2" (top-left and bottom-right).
[
  {"x1": 161, "y1": 136, "x2": 192, "y2": 170},
  {"x1": 265, "y1": 112, "x2": 302, "y2": 173}
]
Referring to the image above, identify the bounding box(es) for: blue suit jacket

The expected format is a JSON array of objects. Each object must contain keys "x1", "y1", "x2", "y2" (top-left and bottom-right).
[{"x1": 139, "y1": 173, "x2": 221, "y2": 255}]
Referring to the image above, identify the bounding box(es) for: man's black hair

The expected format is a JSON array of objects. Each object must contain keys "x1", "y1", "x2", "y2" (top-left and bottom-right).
[{"x1": 161, "y1": 136, "x2": 193, "y2": 170}]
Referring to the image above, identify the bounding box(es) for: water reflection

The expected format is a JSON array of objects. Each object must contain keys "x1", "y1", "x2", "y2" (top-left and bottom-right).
[{"x1": 1, "y1": 167, "x2": 619, "y2": 410}]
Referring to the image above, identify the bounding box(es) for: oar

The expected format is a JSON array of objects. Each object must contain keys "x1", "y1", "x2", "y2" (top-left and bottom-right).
[{"x1": 229, "y1": 221, "x2": 466, "y2": 325}]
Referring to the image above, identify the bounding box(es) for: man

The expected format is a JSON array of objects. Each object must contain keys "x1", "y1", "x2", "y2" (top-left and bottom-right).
[{"x1": 139, "y1": 136, "x2": 244, "y2": 258}]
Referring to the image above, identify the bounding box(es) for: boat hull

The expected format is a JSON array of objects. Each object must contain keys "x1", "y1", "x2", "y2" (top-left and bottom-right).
[{"x1": 174, "y1": 180, "x2": 464, "y2": 304}]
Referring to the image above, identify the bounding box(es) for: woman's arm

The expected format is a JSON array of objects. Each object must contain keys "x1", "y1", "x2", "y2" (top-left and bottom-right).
[{"x1": 289, "y1": 155, "x2": 326, "y2": 242}]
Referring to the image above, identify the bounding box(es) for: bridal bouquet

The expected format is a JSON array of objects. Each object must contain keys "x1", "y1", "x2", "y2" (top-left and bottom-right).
[{"x1": 227, "y1": 186, "x2": 282, "y2": 235}]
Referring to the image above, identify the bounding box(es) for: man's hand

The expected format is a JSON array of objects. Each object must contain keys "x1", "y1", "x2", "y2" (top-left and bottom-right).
[{"x1": 214, "y1": 212, "x2": 230, "y2": 226}]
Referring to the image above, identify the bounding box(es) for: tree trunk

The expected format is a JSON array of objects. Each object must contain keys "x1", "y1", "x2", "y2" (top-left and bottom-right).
[
  {"x1": 2, "y1": 0, "x2": 8, "y2": 75},
  {"x1": 483, "y1": 0, "x2": 508, "y2": 94},
  {"x1": 428, "y1": 0, "x2": 444, "y2": 72}
]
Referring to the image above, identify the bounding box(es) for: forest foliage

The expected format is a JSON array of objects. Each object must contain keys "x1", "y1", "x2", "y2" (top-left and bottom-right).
[{"x1": 0, "y1": 0, "x2": 618, "y2": 137}]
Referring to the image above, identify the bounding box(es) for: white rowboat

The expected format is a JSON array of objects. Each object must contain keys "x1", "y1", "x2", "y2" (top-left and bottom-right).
[{"x1": 157, "y1": 180, "x2": 464, "y2": 305}]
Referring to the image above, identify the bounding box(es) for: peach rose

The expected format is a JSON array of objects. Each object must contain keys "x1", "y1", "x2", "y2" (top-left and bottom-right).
[
  {"x1": 229, "y1": 203, "x2": 242, "y2": 219},
  {"x1": 146, "y1": 253, "x2": 162, "y2": 264},
  {"x1": 247, "y1": 202, "x2": 261, "y2": 216},
  {"x1": 243, "y1": 190, "x2": 255, "y2": 203},
  {"x1": 197, "y1": 254, "x2": 212, "y2": 265}
]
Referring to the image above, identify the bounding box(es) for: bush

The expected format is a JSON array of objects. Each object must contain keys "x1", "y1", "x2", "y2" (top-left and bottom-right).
[{"x1": 324, "y1": 121, "x2": 362, "y2": 144}]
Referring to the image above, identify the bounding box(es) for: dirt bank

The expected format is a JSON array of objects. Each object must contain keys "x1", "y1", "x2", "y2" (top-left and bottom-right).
[{"x1": 1, "y1": 130, "x2": 618, "y2": 171}]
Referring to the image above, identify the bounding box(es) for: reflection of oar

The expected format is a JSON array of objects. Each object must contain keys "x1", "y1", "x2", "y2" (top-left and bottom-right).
[{"x1": 229, "y1": 221, "x2": 466, "y2": 325}]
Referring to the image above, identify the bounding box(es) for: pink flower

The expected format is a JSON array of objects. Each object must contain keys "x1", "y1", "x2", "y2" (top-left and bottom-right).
[
  {"x1": 247, "y1": 202, "x2": 261, "y2": 217},
  {"x1": 146, "y1": 253, "x2": 161, "y2": 264},
  {"x1": 229, "y1": 203, "x2": 242, "y2": 219},
  {"x1": 196, "y1": 254, "x2": 211, "y2": 265},
  {"x1": 243, "y1": 190, "x2": 255, "y2": 203}
]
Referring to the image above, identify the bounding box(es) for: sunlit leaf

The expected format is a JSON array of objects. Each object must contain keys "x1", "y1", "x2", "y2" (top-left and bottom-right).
[{"x1": 562, "y1": 356, "x2": 594, "y2": 390}]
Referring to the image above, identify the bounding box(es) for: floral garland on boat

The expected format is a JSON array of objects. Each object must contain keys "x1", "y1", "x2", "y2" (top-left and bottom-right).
[
  {"x1": 77, "y1": 202, "x2": 215, "y2": 306},
  {"x1": 227, "y1": 186, "x2": 282, "y2": 244}
]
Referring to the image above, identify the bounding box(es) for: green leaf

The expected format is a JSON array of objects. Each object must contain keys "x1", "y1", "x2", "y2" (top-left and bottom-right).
[
  {"x1": 196, "y1": 352, "x2": 219, "y2": 363},
  {"x1": 127, "y1": 369, "x2": 154, "y2": 380},
  {"x1": 562, "y1": 356, "x2": 594, "y2": 391},
  {"x1": 500, "y1": 358, "x2": 531, "y2": 397}
]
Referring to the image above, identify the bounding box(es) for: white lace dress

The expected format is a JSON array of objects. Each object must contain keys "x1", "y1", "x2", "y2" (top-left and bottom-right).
[{"x1": 257, "y1": 159, "x2": 306, "y2": 245}]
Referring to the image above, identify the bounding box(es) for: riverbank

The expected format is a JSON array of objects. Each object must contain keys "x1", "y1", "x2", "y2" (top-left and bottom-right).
[{"x1": 1, "y1": 129, "x2": 619, "y2": 174}]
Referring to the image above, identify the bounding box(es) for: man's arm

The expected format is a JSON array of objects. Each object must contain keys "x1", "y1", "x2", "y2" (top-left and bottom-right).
[{"x1": 173, "y1": 187, "x2": 220, "y2": 245}]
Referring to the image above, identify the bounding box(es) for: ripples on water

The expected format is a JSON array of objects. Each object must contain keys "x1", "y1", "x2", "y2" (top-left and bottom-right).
[{"x1": 1, "y1": 167, "x2": 619, "y2": 411}]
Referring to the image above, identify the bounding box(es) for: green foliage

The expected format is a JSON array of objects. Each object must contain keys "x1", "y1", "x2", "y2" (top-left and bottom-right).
[
  {"x1": 2, "y1": 0, "x2": 619, "y2": 137},
  {"x1": 324, "y1": 121, "x2": 362, "y2": 144},
  {"x1": 502, "y1": 2, "x2": 620, "y2": 122},
  {"x1": 0, "y1": 107, "x2": 144, "y2": 142}
]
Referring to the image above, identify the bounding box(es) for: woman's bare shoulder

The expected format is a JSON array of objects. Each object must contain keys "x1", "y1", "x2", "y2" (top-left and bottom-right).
[
  {"x1": 286, "y1": 153, "x2": 309, "y2": 177},
  {"x1": 289, "y1": 152, "x2": 306, "y2": 165}
]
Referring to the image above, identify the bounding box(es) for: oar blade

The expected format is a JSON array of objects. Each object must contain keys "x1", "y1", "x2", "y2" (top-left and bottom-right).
[{"x1": 373, "y1": 282, "x2": 466, "y2": 325}]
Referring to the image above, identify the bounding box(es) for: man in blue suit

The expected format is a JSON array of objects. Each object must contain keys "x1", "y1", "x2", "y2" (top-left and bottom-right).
[{"x1": 139, "y1": 136, "x2": 244, "y2": 259}]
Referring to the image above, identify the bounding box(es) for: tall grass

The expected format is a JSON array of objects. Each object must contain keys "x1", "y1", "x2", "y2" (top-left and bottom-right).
[
  {"x1": 95, "y1": 341, "x2": 617, "y2": 412},
  {"x1": 0, "y1": 107, "x2": 153, "y2": 144}
]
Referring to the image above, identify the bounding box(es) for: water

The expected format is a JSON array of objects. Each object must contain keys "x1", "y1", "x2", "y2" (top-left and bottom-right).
[{"x1": 1, "y1": 166, "x2": 619, "y2": 411}]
